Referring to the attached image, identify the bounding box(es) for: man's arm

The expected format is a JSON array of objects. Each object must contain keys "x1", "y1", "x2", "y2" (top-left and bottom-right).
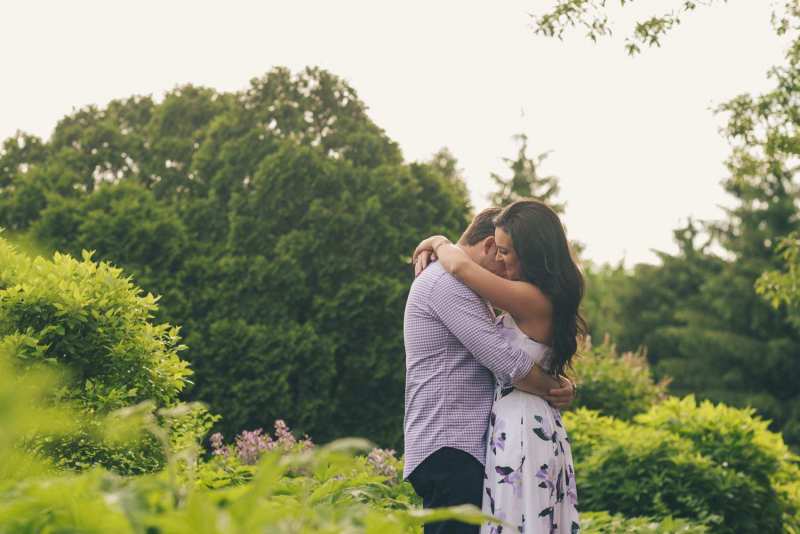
[{"x1": 429, "y1": 273, "x2": 561, "y2": 395}]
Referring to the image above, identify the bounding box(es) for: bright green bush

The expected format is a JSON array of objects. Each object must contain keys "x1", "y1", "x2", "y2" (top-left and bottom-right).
[
  {"x1": 572, "y1": 337, "x2": 668, "y2": 420},
  {"x1": 636, "y1": 396, "x2": 792, "y2": 483},
  {"x1": 564, "y1": 408, "x2": 782, "y2": 533},
  {"x1": 636, "y1": 395, "x2": 800, "y2": 531},
  {"x1": 0, "y1": 237, "x2": 196, "y2": 474}
]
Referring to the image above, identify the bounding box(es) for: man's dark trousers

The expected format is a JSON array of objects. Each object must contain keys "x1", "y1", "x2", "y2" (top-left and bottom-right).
[{"x1": 407, "y1": 447, "x2": 484, "y2": 534}]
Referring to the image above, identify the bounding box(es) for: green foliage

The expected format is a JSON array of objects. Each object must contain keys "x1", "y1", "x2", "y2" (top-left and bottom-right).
[
  {"x1": 565, "y1": 410, "x2": 782, "y2": 533},
  {"x1": 581, "y1": 259, "x2": 629, "y2": 343},
  {"x1": 0, "y1": 351, "x2": 73, "y2": 491},
  {"x1": 530, "y1": 0, "x2": 800, "y2": 452},
  {"x1": 488, "y1": 133, "x2": 564, "y2": 212},
  {"x1": 566, "y1": 405, "x2": 796, "y2": 533},
  {"x1": 531, "y1": 0, "x2": 752, "y2": 55},
  {"x1": 572, "y1": 337, "x2": 668, "y2": 420},
  {"x1": 0, "y1": 237, "x2": 196, "y2": 473},
  {"x1": 609, "y1": 206, "x2": 800, "y2": 445},
  {"x1": 0, "y1": 328, "x2": 793, "y2": 532},
  {"x1": 757, "y1": 232, "x2": 800, "y2": 331},
  {"x1": 0, "y1": 357, "x2": 477, "y2": 534},
  {"x1": 636, "y1": 396, "x2": 800, "y2": 531},
  {"x1": 636, "y1": 396, "x2": 796, "y2": 484},
  {"x1": 0, "y1": 67, "x2": 472, "y2": 449}
]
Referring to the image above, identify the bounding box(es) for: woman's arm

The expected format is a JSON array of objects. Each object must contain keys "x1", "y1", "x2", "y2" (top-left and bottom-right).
[{"x1": 413, "y1": 235, "x2": 551, "y2": 322}]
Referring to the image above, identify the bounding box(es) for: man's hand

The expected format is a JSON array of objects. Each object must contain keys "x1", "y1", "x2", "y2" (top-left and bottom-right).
[{"x1": 542, "y1": 376, "x2": 576, "y2": 409}]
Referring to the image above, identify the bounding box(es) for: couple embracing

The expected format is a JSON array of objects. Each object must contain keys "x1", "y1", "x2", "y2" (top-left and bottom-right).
[{"x1": 404, "y1": 199, "x2": 585, "y2": 534}]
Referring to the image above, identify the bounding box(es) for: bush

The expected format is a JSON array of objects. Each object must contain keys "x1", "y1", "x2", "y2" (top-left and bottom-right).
[
  {"x1": 636, "y1": 396, "x2": 792, "y2": 483},
  {"x1": 636, "y1": 395, "x2": 800, "y2": 531},
  {"x1": 564, "y1": 408, "x2": 782, "y2": 533},
  {"x1": 572, "y1": 337, "x2": 668, "y2": 420},
  {"x1": 0, "y1": 237, "x2": 196, "y2": 473}
]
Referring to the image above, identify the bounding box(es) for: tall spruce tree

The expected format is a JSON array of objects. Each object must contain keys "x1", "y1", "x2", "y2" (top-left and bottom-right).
[{"x1": 489, "y1": 133, "x2": 565, "y2": 212}]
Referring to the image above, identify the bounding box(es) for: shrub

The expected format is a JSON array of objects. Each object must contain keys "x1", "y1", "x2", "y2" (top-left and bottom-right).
[
  {"x1": 564, "y1": 408, "x2": 782, "y2": 533},
  {"x1": 637, "y1": 395, "x2": 800, "y2": 531},
  {"x1": 572, "y1": 337, "x2": 668, "y2": 420},
  {"x1": 636, "y1": 396, "x2": 793, "y2": 484},
  {"x1": 0, "y1": 237, "x2": 195, "y2": 473}
]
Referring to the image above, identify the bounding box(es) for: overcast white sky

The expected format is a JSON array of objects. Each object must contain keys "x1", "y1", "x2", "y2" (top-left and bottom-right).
[{"x1": 0, "y1": 1, "x2": 788, "y2": 265}]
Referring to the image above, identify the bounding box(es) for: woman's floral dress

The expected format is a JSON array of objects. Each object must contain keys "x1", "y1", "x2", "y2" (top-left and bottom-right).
[{"x1": 481, "y1": 314, "x2": 580, "y2": 534}]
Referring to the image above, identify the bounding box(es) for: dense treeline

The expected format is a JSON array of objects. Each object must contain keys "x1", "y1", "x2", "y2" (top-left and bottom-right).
[
  {"x1": 2, "y1": 63, "x2": 799, "y2": 453},
  {"x1": 0, "y1": 67, "x2": 471, "y2": 448},
  {"x1": 1, "y1": 65, "x2": 799, "y2": 530}
]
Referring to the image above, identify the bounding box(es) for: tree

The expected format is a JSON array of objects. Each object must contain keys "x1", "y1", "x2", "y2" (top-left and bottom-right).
[
  {"x1": 0, "y1": 67, "x2": 472, "y2": 449},
  {"x1": 581, "y1": 258, "x2": 630, "y2": 343},
  {"x1": 488, "y1": 133, "x2": 564, "y2": 211},
  {"x1": 757, "y1": 232, "x2": 800, "y2": 332}
]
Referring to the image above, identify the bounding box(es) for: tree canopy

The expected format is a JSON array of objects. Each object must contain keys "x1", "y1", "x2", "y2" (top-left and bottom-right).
[{"x1": 0, "y1": 67, "x2": 472, "y2": 449}]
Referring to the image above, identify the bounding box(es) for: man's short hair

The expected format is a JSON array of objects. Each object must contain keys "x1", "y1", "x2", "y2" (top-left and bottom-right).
[{"x1": 458, "y1": 207, "x2": 502, "y2": 246}]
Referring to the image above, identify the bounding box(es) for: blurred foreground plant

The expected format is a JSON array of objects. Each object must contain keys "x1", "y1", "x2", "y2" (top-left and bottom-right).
[{"x1": 0, "y1": 236, "x2": 213, "y2": 474}]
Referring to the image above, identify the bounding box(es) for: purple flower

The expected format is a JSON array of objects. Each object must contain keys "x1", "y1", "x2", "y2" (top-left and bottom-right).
[
  {"x1": 235, "y1": 428, "x2": 271, "y2": 464},
  {"x1": 367, "y1": 448, "x2": 398, "y2": 479},
  {"x1": 209, "y1": 432, "x2": 229, "y2": 457},
  {"x1": 210, "y1": 419, "x2": 315, "y2": 465},
  {"x1": 274, "y1": 419, "x2": 297, "y2": 448}
]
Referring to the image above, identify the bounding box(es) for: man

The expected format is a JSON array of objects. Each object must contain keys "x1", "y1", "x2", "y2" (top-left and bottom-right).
[{"x1": 403, "y1": 207, "x2": 575, "y2": 534}]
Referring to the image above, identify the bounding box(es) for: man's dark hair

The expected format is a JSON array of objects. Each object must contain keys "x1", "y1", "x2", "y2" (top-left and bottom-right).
[{"x1": 458, "y1": 207, "x2": 502, "y2": 246}]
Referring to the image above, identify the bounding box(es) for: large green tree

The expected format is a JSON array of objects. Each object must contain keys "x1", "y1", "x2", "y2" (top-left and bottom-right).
[
  {"x1": 0, "y1": 67, "x2": 471, "y2": 448},
  {"x1": 488, "y1": 133, "x2": 564, "y2": 212}
]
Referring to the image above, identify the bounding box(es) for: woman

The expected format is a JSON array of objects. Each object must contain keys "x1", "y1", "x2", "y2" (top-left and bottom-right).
[{"x1": 412, "y1": 199, "x2": 585, "y2": 534}]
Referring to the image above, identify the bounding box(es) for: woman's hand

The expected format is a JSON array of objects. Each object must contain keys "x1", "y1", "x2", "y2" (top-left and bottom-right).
[
  {"x1": 412, "y1": 235, "x2": 451, "y2": 276},
  {"x1": 412, "y1": 235, "x2": 450, "y2": 264},
  {"x1": 414, "y1": 249, "x2": 437, "y2": 277}
]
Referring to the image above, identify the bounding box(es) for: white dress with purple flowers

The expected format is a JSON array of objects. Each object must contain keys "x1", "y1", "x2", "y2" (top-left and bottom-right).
[{"x1": 481, "y1": 314, "x2": 580, "y2": 534}]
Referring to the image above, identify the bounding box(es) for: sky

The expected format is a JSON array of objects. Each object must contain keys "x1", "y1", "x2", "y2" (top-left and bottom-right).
[{"x1": 0, "y1": 1, "x2": 788, "y2": 266}]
